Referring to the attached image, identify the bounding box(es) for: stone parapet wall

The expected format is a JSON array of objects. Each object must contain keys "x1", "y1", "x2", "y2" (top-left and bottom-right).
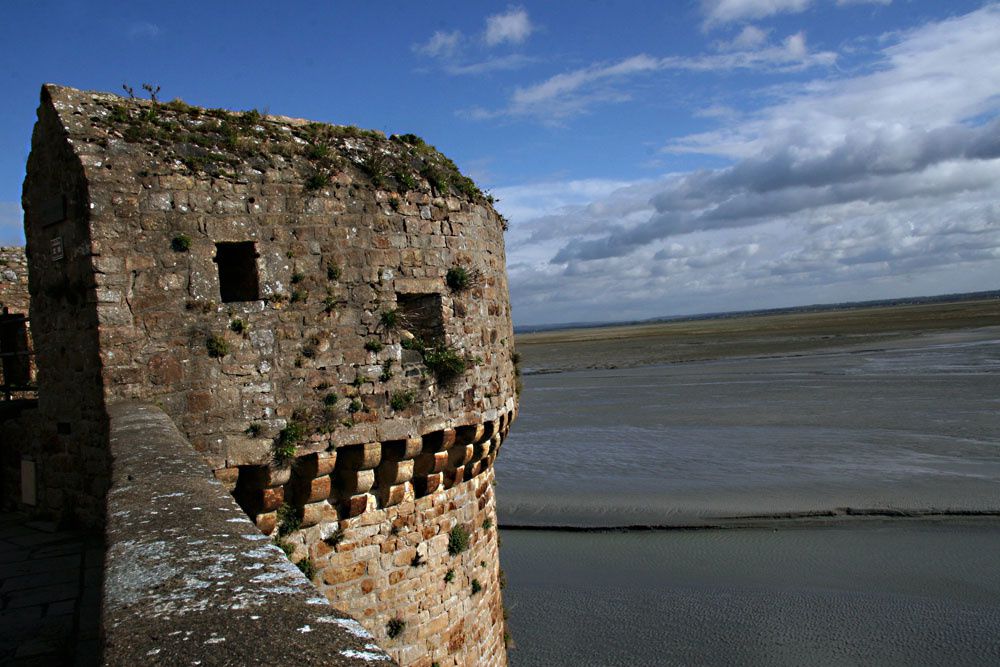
[
  {"x1": 103, "y1": 401, "x2": 394, "y2": 666},
  {"x1": 0, "y1": 246, "x2": 29, "y2": 315}
]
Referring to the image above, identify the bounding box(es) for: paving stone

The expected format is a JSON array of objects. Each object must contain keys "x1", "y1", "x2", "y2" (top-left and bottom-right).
[
  {"x1": 2, "y1": 568, "x2": 79, "y2": 593},
  {"x1": 5, "y1": 583, "x2": 79, "y2": 609}
]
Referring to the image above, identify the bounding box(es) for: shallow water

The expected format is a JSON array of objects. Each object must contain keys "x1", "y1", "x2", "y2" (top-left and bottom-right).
[
  {"x1": 501, "y1": 523, "x2": 1000, "y2": 666},
  {"x1": 498, "y1": 330, "x2": 1000, "y2": 526}
]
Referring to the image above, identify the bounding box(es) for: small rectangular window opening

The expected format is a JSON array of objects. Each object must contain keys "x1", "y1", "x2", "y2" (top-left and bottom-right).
[
  {"x1": 214, "y1": 242, "x2": 260, "y2": 303},
  {"x1": 396, "y1": 293, "x2": 444, "y2": 342}
]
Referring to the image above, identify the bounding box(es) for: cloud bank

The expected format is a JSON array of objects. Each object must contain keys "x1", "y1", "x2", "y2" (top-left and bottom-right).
[{"x1": 501, "y1": 5, "x2": 1000, "y2": 325}]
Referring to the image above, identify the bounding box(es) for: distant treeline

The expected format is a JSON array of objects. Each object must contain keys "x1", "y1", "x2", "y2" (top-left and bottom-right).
[{"x1": 515, "y1": 289, "x2": 1000, "y2": 335}]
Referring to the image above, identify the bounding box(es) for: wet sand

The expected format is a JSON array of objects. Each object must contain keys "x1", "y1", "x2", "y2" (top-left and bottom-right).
[
  {"x1": 500, "y1": 324, "x2": 1000, "y2": 527},
  {"x1": 500, "y1": 301, "x2": 1000, "y2": 664},
  {"x1": 501, "y1": 522, "x2": 1000, "y2": 666}
]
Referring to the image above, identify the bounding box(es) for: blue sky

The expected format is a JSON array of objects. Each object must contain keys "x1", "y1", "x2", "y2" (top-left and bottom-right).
[{"x1": 2, "y1": 1, "x2": 998, "y2": 325}]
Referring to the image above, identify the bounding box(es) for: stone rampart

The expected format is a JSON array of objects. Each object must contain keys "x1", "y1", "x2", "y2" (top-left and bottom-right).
[
  {"x1": 19, "y1": 85, "x2": 517, "y2": 666},
  {"x1": 0, "y1": 246, "x2": 29, "y2": 315},
  {"x1": 103, "y1": 401, "x2": 393, "y2": 665}
]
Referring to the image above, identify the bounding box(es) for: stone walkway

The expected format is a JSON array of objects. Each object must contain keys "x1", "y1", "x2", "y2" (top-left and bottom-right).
[{"x1": 0, "y1": 513, "x2": 102, "y2": 666}]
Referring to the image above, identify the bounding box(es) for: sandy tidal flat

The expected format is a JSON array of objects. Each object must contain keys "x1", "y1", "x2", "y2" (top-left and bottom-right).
[{"x1": 500, "y1": 302, "x2": 1000, "y2": 665}]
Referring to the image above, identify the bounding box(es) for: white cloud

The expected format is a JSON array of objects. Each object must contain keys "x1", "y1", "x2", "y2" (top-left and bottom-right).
[
  {"x1": 484, "y1": 6, "x2": 535, "y2": 46},
  {"x1": 702, "y1": 0, "x2": 813, "y2": 28},
  {"x1": 0, "y1": 202, "x2": 24, "y2": 246},
  {"x1": 127, "y1": 21, "x2": 161, "y2": 40},
  {"x1": 716, "y1": 25, "x2": 771, "y2": 50},
  {"x1": 414, "y1": 30, "x2": 462, "y2": 58},
  {"x1": 413, "y1": 8, "x2": 535, "y2": 76},
  {"x1": 445, "y1": 54, "x2": 534, "y2": 76},
  {"x1": 503, "y1": 5, "x2": 1000, "y2": 325},
  {"x1": 476, "y1": 33, "x2": 835, "y2": 121}
]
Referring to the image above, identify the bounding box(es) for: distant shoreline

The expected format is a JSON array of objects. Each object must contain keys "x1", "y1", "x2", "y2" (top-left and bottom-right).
[
  {"x1": 515, "y1": 297, "x2": 1000, "y2": 373},
  {"x1": 499, "y1": 509, "x2": 1000, "y2": 533},
  {"x1": 515, "y1": 289, "x2": 1000, "y2": 334}
]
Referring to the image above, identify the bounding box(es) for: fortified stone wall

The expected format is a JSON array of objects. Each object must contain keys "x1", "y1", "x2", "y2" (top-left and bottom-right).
[
  {"x1": 0, "y1": 246, "x2": 30, "y2": 314},
  {"x1": 21, "y1": 95, "x2": 110, "y2": 523},
  {"x1": 21, "y1": 84, "x2": 517, "y2": 666}
]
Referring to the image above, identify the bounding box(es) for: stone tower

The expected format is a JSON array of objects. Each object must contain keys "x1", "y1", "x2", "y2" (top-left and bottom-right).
[{"x1": 20, "y1": 84, "x2": 517, "y2": 666}]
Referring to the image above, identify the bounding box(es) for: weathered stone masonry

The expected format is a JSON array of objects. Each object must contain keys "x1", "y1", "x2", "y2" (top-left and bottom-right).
[
  {"x1": 0, "y1": 246, "x2": 30, "y2": 315},
  {"x1": 16, "y1": 84, "x2": 518, "y2": 666}
]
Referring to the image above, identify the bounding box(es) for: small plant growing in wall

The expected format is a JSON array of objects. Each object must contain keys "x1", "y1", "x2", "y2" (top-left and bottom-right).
[
  {"x1": 380, "y1": 309, "x2": 399, "y2": 330},
  {"x1": 471, "y1": 579, "x2": 482, "y2": 595},
  {"x1": 306, "y1": 143, "x2": 330, "y2": 160},
  {"x1": 327, "y1": 264, "x2": 341, "y2": 281},
  {"x1": 323, "y1": 392, "x2": 338, "y2": 407},
  {"x1": 446, "y1": 266, "x2": 480, "y2": 292},
  {"x1": 229, "y1": 318, "x2": 246, "y2": 334},
  {"x1": 305, "y1": 171, "x2": 331, "y2": 191},
  {"x1": 386, "y1": 617, "x2": 406, "y2": 640},
  {"x1": 390, "y1": 390, "x2": 416, "y2": 412},
  {"x1": 296, "y1": 557, "x2": 317, "y2": 580},
  {"x1": 444, "y1": 569, "x2": 455, "y2": 583},
  {"x1": 448, "y1": 525, "x2": 470, "y2": 556},
  {"x1": 246, "y1": 422, "x2": 263, "y2": 437},
  {"x1": 323, "y1": 295, "x2": 338, "y2": 314},
  {"x1": 276, "y1": 503, "x2": 300, "y2": 537},
  {"x1": 364, "y1": 339, "x2": 384, "y2": 354},
  {"x1": 171, "y1": 234, "x2": 192, "y2": 252},
  {"x1": 324, "y1": 527, "x2": 345, "y2": 548},
  {"x1": 379, "y1": 361, "x2": 394, "y2": 382},
  {"x1": 423, "y1": 344, "x2": 467, "y2": 382},
  {"x1": 206, "y1": 334, "x2": 229, "y2": 358},
  {"x1": 347, "y1": 399, "x2": 363, "y2": 414},
  {"x1": 482, "y1": 518, "x2": 493, "y2": 530},
  {"x1": 394, "y1": 170, "x2": 417, "y2": 191},
  {"x1": 273, "y1": 421, "x2": 304, "y2": 465}
]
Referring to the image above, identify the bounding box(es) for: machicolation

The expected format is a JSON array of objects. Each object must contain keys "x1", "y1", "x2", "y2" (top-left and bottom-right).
[{"x1": 3, "y1": 84, "x2": 518, "y2": 666}]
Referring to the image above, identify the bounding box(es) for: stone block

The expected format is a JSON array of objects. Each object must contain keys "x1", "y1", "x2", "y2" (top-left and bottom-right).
[
  {"x1": 443, "y1": 466, "x2": 465, "y2": 489},
  {"x1": 413, "y1": 472, "x2": 443, "y2": 497},
  {"x1": 260, "y1": 485, "x2": 284, "y2": 512},
  {"x1": 376, "y1": 459, "x2": 414, "y2": 487},
  {"x1": 378, "y1": 482, "x2": 411, "y2": 508},
  {"x1": 447, "y1": 444, "x2": 474, "y2": 468},
  {"x1": 301, "y1": 500, "x2": 336, "y2": 528},
  {"x1": 334, "y1": 469, "x2": 375, "y2": 497},
  {"x1": 255, "y1": 511, "x2": 277, "y2": 535},
  {"x1": 305, "y1": 475, "x2": 332, "y2": 503},
  {"x1": 413, "y1": 451, "x2": 448, "y2": 477},
  {"x1": 322, "y1": 560, "x2": 366, "y2": 585},
  {"x1": 339, "y1": 494, "x2": 370, "y2": 519},
  {"x1": 225, "y1": 435, "x2": 270, "y2": 466},
  {"x1": 336, "y1": 442, "x2": 382, "y2": 470},
  {"x1": 455, "y1": 423, "x2": 484, "y2": 446}
]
